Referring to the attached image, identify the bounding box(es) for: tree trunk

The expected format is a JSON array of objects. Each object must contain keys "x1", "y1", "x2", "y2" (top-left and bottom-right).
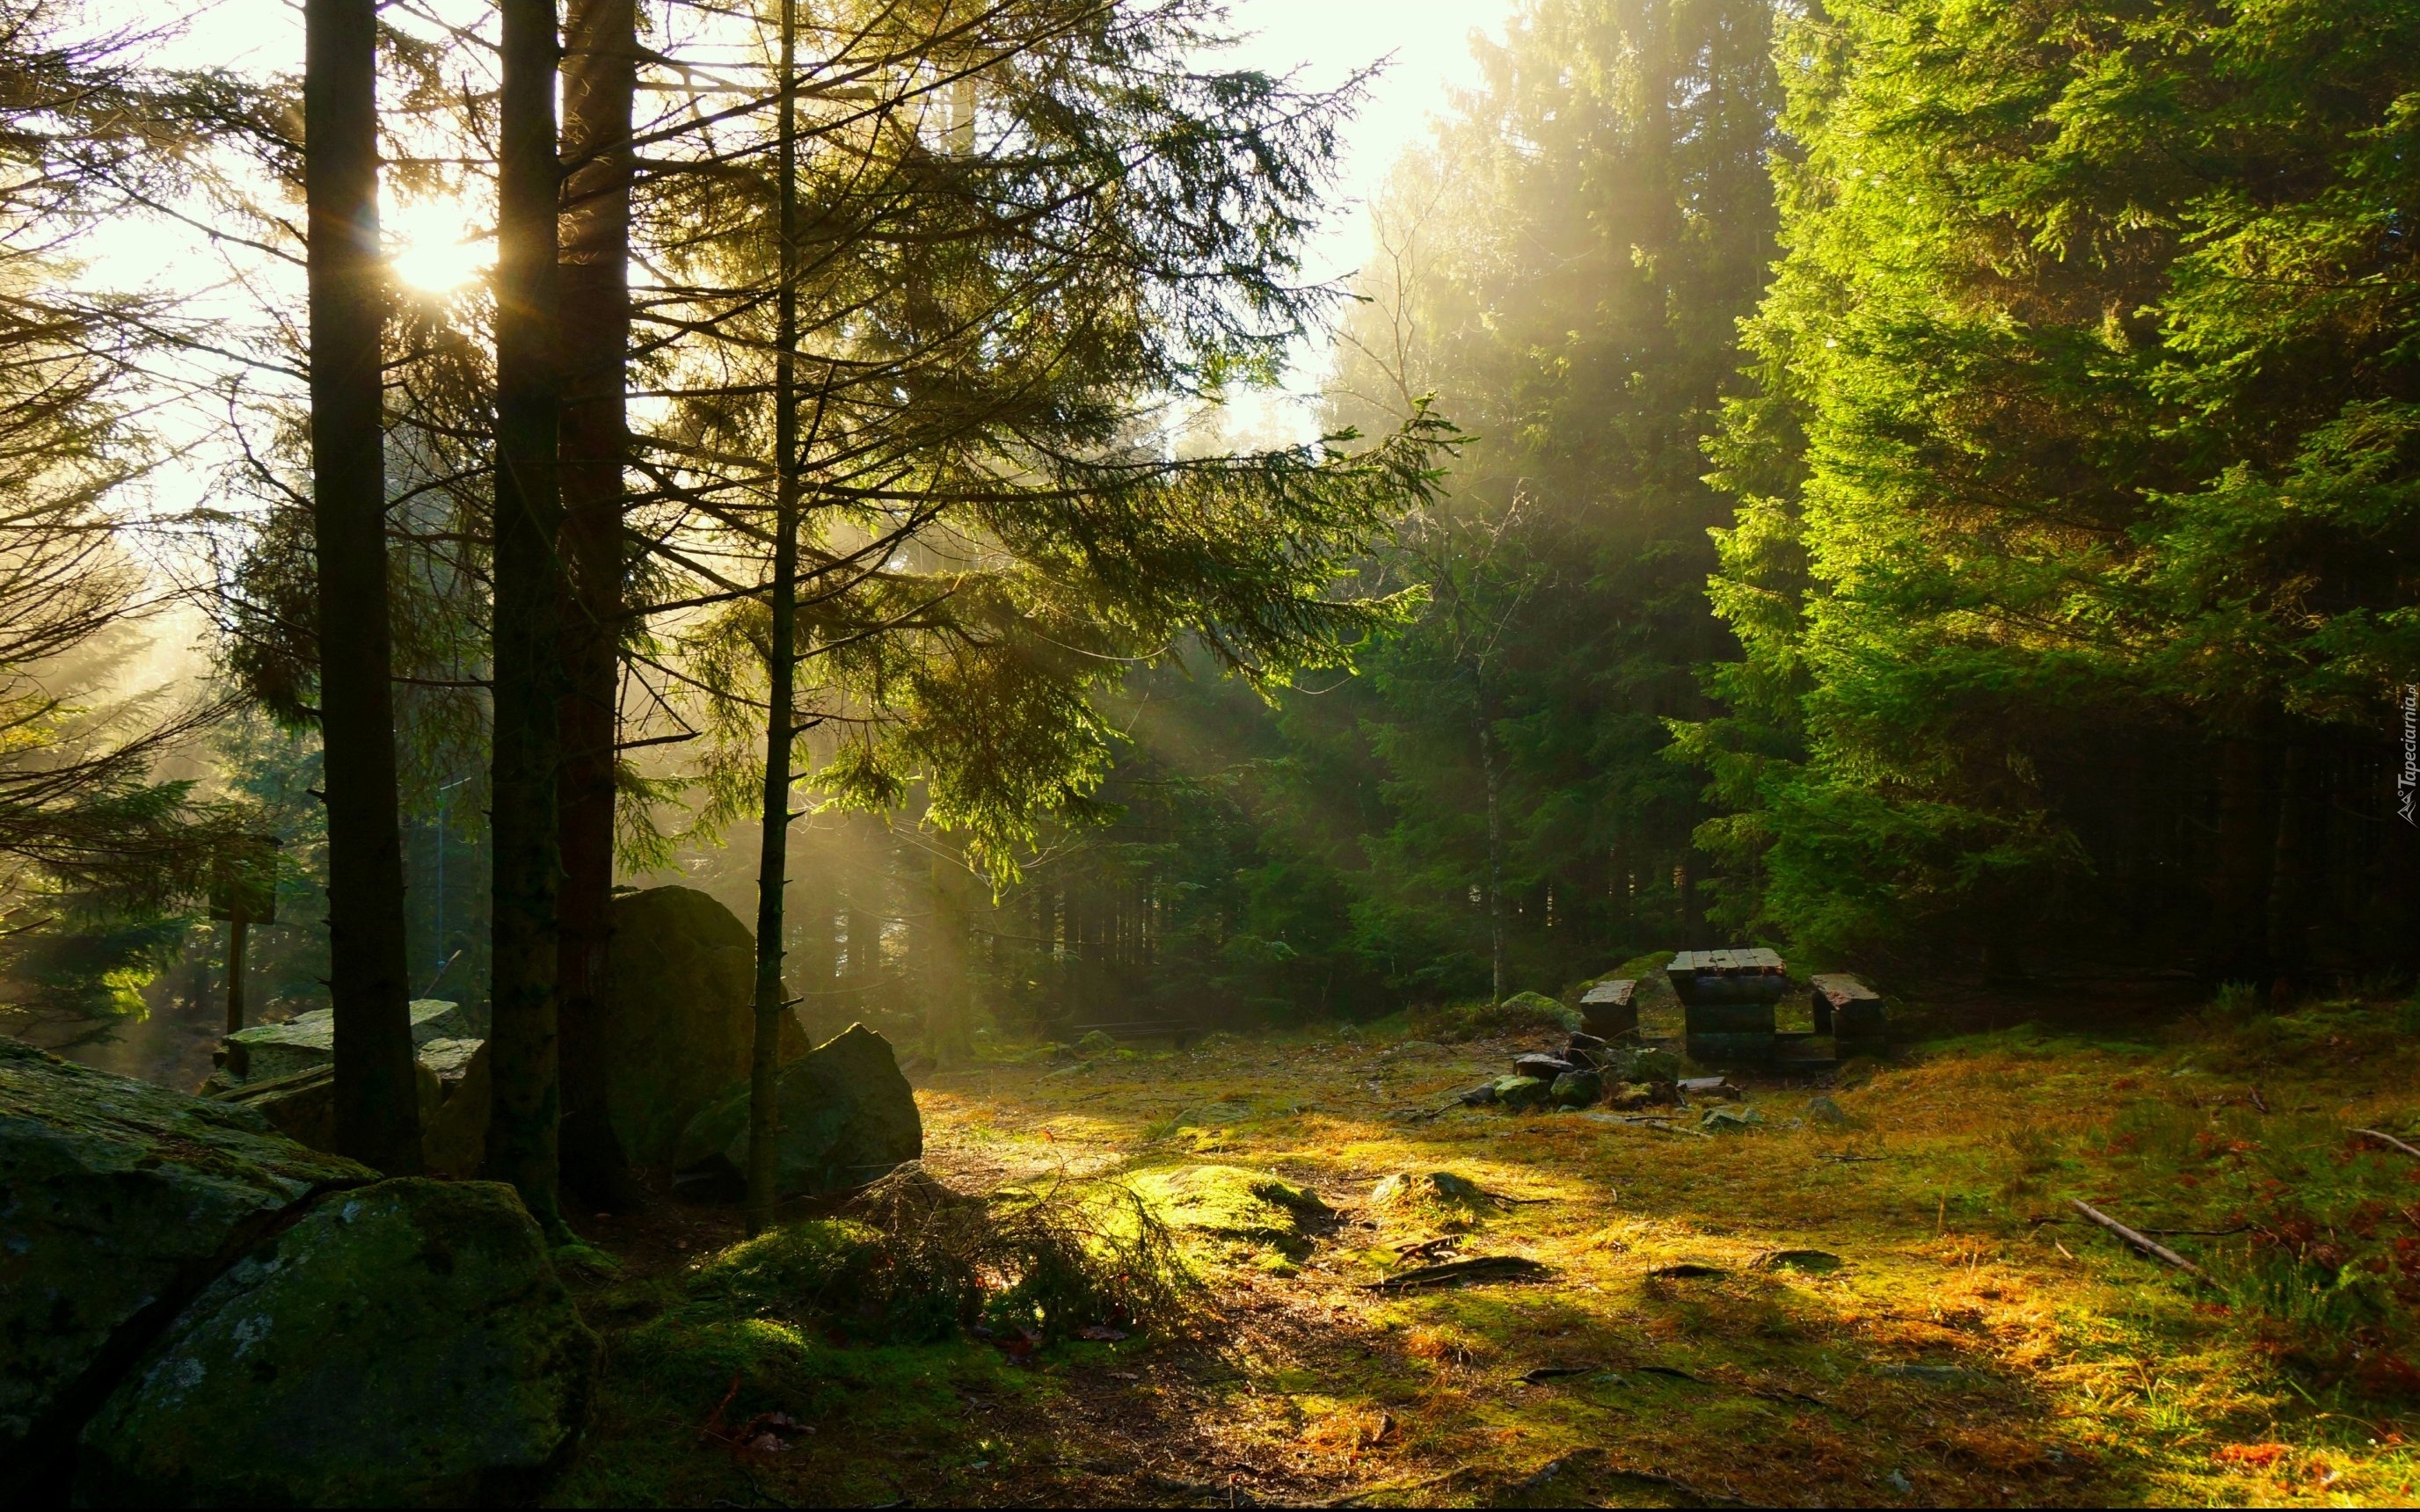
[
  {"x1": 928, "y1": 851, "x2": 972, "y2": 1066},
  {"x1": 484, "y1": 0, "x2": 565, "y2": 1229},
  {"x1": 747, "y1": 0, "x2": 802, "y2": 1239},
  {"x1": 555, "y1": 0, "x2": 637, "y2": 1208},
  {"x1": 2267, "y1": 734, "x2": 2314, "y2": 1007},
  {"x1": 1476, "y1": 708, "x2": 1505, "y2": 1002},
  {"x1": 2204, "y1": 730, "x2": 2276, "y2": 986},
  {"x1": 305, "y1": 0, "x2": 420, "y2": 1174}
]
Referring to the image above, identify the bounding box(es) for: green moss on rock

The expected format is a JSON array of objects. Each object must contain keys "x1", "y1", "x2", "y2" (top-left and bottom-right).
[
  {"x1": 77, "y1": 1178, "x2": 600, "y2": 1508},
  {"x1": 674, "y1": 1023, "x2": 922, "y2": 1199},
  {"x1": 0, "y1": 1037, "x2": 371, "y2": 1489}
]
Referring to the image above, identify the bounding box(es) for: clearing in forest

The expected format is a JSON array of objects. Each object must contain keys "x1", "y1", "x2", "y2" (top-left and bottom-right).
[{"x1": 556, "y1": 994, "x2": 2420, "y2": 1508}]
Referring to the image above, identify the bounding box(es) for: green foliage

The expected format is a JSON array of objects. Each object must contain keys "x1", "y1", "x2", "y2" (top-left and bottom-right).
[
  {"x1": 1690, "y1": 0, "x2": 2420, "y2": 971},
  {"x1": 971, "y1": 0, "x2": 1788, "y2": 1031}
]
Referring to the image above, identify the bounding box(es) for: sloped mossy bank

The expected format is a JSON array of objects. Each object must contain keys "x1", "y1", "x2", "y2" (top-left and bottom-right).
[
  {"x1": 0, "y1": 1038, "x2": 598, "y2": 1507},
  {"x1": 550, "y1": 1167, "x2": 1207, "y2": 1506}
]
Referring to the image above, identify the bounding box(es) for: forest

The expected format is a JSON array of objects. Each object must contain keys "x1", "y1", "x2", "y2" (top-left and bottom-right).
[{"x1": 4, "y1": 0, "x2": 2420, "y2": 1506}]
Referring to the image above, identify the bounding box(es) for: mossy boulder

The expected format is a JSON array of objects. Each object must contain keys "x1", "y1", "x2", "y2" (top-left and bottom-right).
[
  {"x1": 1501, "y1": 990, "x2": 1582, "y2": 1030},
  {"x1": 1493, "y1": 1074, "x2": 1551, "y2": 1110},
  {"x1": 1126, "y1": 1165, "x2": 1330, "y2": 1250},
  {"x1": 0, "y1": 1038, "x2": 372, "y2": 1494},
  {"x1": 1370, "y1": 1169, "x2": 1495, "y2": 1217},
  {"x1": 601, "y1": 885, "x2": 810, "y2": 1167},
  {"x1": 673, "y1": 1023, "x2": 922, "y2": 1200},
  {"x1": 1549, "y1": 1069, "x2": 1604, "y2": 1108},
  {"x1": 77, "y1": 1178, "x2": 600, "y2": 1508}
]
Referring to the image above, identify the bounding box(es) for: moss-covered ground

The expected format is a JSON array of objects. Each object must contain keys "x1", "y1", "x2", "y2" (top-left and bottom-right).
[{"x1": 551, "y1": 990, "x2": 2420, "y2": 1507}]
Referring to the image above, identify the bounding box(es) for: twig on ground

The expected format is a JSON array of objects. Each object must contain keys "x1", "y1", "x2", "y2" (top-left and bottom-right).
[
  {"x1": 2354, "y1": 1128, "x2": 2420, "y2": 1159},
  {"x1": 2069, "y1": 1198, "x2": 2209, "y2": 1281}
]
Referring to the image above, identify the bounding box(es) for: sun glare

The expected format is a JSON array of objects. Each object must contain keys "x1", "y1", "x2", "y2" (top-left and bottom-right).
[{"x1": 386, "y1": 198, "x2": 487, "y2": 293}]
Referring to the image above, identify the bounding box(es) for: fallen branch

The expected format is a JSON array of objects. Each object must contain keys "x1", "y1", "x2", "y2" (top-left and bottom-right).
[
  {"x1": 2069, "y1": 1199, "x2": 2209, "y2": 1281},
  {"x1": 1363, "y1": 1255, "x2": 1549, "y2": 1291},
  {"x1": 1517, "y1": 1364, "x2": 1603, "y2": 1385},
  {"x1": 2355, "y1": 1128, "x2": 2420, "y2": 1160}
]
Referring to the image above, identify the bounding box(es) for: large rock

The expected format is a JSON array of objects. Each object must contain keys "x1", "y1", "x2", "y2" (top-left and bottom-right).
[
  {"x1": 601, "y1": 886, "x2": 807, "y2": 1167},
  {"x1": 674, "y1": 1023, "x2": 920, "y2": 1199},
  {"x1": 208, "y1": 1060, "x2": 444, "y2": 1157},
  {"x1": 215, "y1": 1000, "x2": 476, "y2": 1086},
  {"x1": 77, "y1": 1178, "x2": 601, "y2": 1508},
  {"x1": 420, "y1": 1040, "x2": 492, "y2": 1180},
  {"x1": 0, "y1": 1038, "x2": 373, "y2": 1495}
]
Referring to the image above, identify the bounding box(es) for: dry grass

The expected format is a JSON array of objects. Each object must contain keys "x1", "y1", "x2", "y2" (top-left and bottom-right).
[{"x1": 557, "y1": 997, "x2": 2420, "y2": 1507}]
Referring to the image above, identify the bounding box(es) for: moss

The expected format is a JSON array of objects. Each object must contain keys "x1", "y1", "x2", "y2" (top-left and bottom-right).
[
  {"x1": 0, "y1": 1037, "x2": 373, "y2": 1479},
  {"x1": 1124, "y1": 1164, "x2": 1328, "y2": 1254},
  {"x1": 78, "y1": 1179, "x2": 597, "y2": 1508}
]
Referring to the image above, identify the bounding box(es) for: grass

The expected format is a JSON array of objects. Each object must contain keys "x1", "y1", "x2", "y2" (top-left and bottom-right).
[{"x1": 552, "y1": 993, "x2": 2420, "y2": 1507}]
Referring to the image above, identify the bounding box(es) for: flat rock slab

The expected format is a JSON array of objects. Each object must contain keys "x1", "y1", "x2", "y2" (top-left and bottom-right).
[
  {"x1": 0, "y1": 1037, "x2": 373, "y2": 1491},
  {"x1": 77, "y1": 1178, "x2": 601, "y2": 1508},
  {"x1": 220, "y1": 1000, "x2": 475, "y2": 1084}
]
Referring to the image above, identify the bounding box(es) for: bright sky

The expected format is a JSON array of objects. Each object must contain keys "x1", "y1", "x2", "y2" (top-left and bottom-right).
[
  {"x1": 63, "y1": 0, "x2": 1513, "y2": 736},
  {"x1": 131, "y1": 1, "x2": 1510, "y2": 353},
  {"x1": 1212, "y1": 0, "x2": 1517, "y2": 433}
]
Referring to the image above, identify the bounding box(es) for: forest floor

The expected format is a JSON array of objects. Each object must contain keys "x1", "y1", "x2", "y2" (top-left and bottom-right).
[{"x1": 550, "y1": 985, "x2": 2420, "y2": 1508}]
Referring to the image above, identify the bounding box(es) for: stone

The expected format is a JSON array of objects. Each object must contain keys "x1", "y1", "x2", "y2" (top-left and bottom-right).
[
  {"x1": 1075, "y1": 1029, "x2": 1121, "y2": 1057},
  {"x1": 1549, "y1": 1069, "x2": 1603, "y2": 1108},
  {"x1": 1126, "y1": 1165, "x2": 1330, "y2": 1251},
  {"x1": 0, "y1": 1038, "x2": 373, "y2": 1495},
  {"x1": 421, "y1": 1040, "x2": 491, "y2": 1180},
  {"x1": 599, "y1": 885, "x2": 810, "y2": 1167},
  {"x1": 1679, "y1": 1075, "x2": 1740, "y2": 1101},
  {"x1": 417, "y1": 1037, "x2": 484, "y2": 1092},
  {"x1": 1701, "y1": 1105, "x2": 1764, "y2": 1132},
  {"x1": 673, "y1": 1023, "x2": 922, "y2": 1200},
  {"x1": 1493, "y1": 1075, "x2": 1552, "y2": 1110},
  {"x1": 1606, "y1": 1081, "x2": 1658, "y2": 1111},
  {"x1": 216, "y1": 1000, "x2": 475, "y2": 1086},
  {"x1": 1512, "y1": 1052, "x2": 1578, "y2": 1081},
  {"x1": 77, "y1": 1178, "x2": 600, "y2": 1507},
  {"x1": 1371, "y1": 1170, "x2": 1493, "y2": 1214},
  {"x1": 1805, "y1": 1094, "x2": 1858, "y2": 1129},
  {"x1": 211, "y1": 1060, "x2": 443, "y2": 1157},
  {"x1": 1501, "y1": 991, "x2": 1578, "y2": 1029},
  {"x1": 1456, "y1": 1081, "x2": 1500, "y2": 1106}
]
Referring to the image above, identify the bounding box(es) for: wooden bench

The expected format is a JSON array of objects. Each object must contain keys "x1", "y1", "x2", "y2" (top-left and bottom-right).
[
  {"x1": 1670, "y1": 948, "x2": 1789, "y2": 1062},
  {"x1": 1809, "y1": 974, "x2": 1886, "y2": 1041},
  {"x1": 1579, "y1": 978, "x2": 1638, "y2": 1039}
]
